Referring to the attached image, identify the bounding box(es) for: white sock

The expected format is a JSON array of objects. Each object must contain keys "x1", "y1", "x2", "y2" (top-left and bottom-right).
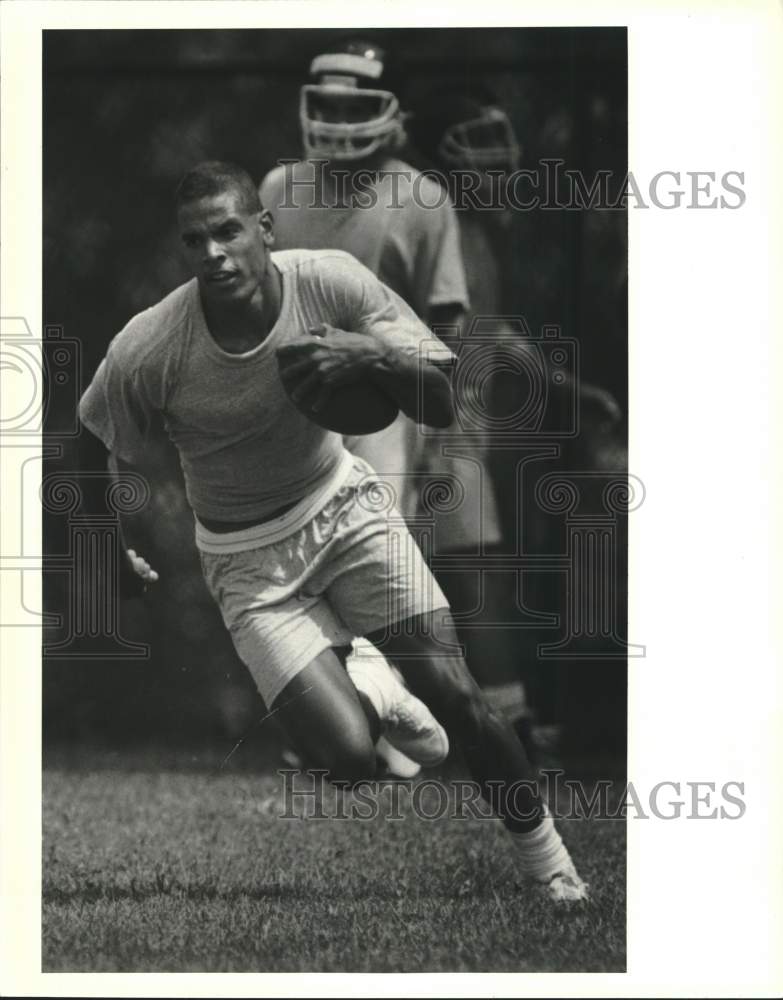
[
  {"x1": 511, "y1": 810, "x2": 574, "y2": 883},
  {"x1": 345, "y1": 656, "x2": 392, "y2": 721}
]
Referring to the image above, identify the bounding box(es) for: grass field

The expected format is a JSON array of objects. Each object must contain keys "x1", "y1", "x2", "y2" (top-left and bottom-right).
[{"x1": 43, "y1": 752, "x2": 626, "y2": 972}]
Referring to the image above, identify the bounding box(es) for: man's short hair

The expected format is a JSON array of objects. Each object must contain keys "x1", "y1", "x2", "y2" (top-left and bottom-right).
[{"x1": 175, "y1": 161, "x2": 262, "y2": 215}]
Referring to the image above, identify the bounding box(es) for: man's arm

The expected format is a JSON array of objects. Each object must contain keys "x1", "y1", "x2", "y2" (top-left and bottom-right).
[
  {"x1": 362, "y1": 328, "x2": 454, "y2": 429},
  {"x1": 277, "y1": 323, "x2": 454, "y2": 429},
  {"x1": 276, "y1": 254, "x2": 458, "y2": 427},
  {"x1": 365, "y1": 299, "x2": 464, "y2": 427},
  {"x1": 76, "y1": 421, "x2": 158, "y2": 597}
]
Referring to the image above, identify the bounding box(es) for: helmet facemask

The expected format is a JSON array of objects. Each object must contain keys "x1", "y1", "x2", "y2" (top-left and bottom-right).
[
  {"x1": 300, "y1": 82, "x2": 405, "y2": 160},
  {"x1": 437, "y1": 107, "x2": 521, "y2": 173}
]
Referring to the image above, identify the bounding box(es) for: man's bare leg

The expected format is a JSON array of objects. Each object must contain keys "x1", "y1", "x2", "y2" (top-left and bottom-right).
[
  {"x1": 365, "y1": 610, "x2": 588, "y2": 901},
  {"x1": 270, "y1": 647, "x2": 379, "y2": 785},
  {"x1": 270, "y1": 645, "x2": 448, "y2": 782}
]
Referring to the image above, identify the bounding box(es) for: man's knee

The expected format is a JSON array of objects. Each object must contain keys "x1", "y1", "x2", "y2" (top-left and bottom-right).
[{"x1": 432, "y1": 668, "x2": 490, "y2": 742}]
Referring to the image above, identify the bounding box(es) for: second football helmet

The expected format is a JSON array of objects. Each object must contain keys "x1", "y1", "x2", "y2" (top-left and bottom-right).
[
  {"x1": 410, "y1": 91, "x2": 521, "y2": 173},
  {"x1": 438, "y1": 105, "x2": 521, "y2": 172}
]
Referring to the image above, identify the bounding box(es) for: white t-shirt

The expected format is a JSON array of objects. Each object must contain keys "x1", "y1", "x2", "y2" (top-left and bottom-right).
[{"x1": 79, "y1": 249, "x2": 451, "y2": 523}]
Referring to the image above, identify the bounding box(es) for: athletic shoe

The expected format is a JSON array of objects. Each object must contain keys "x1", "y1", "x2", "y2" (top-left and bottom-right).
[
  {"x1": 541, "y1": 862, "x2": 590, "y2": 903},
  {"x1": 375, "y1": 735, "x2": 422, "y2": 779},
  {"x1": 382, "y1": 680, "x2": 449, "y2": 767},
  {"x1": 346, "y1": 652, "x2": 449, "y2": 767}
]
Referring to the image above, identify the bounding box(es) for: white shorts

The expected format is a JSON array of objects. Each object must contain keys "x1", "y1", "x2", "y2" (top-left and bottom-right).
[{"x1": 197, "y1": 451, "x2": 449, "y2": 708}]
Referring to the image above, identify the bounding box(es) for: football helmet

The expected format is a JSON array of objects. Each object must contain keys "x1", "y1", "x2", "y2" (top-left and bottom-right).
[
  {"x1": 438, "y1": 105, "x2": 521, "y2": 172},
  {"x1": 299, "y1": 39, "x2": 406, "y2": 161},
  {"x1": 410, "y1": 91, "x2": 521, "y2": 173}
]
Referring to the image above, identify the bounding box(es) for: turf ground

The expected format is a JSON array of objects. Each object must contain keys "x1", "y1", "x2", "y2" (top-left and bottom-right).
[{"x1": 42, "y1": 753, "x2": 626, "y2": 972}]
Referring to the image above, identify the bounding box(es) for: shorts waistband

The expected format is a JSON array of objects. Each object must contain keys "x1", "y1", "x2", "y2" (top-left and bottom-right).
[{"x1": 195, "y1": 449, "x2": 355, "y2": 555}]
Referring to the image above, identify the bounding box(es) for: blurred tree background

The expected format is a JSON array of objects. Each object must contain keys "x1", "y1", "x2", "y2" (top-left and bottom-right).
[{"x1": 43, "y1": 28, "x2": 628, "y2": 769}]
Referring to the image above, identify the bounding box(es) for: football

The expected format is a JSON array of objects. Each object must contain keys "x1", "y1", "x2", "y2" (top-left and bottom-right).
[{"x1": 277, "y1": 353, "x2": 399, "y2": 435}]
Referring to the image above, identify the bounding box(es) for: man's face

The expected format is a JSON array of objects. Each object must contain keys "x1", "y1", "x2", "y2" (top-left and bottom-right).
[
  {"x1": 309, "y1": 91, "x2": 379, "y2": 125},
  {"x1": 178, "y1": 190, "x2": 272, "y2": 303}
]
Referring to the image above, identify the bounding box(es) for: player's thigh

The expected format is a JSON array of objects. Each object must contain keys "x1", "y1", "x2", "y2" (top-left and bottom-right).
[{"x1": 270, "y1": 646, "x2": 377, "y2": 783}]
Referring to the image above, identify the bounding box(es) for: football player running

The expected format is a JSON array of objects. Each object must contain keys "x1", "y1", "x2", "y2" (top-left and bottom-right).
[{"x1": 78, "y1": 161, "x2": 588, "y2": 903}]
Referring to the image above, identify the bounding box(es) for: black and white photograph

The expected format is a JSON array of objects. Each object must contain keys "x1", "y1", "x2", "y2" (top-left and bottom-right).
[{"x1": 1, "y1": 1, "x2": 781, "y2": 996}]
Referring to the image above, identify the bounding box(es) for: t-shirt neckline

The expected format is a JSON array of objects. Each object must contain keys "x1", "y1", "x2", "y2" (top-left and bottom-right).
[{"x1": 191, "y1": 264, "x2": 287, "y2": 364}]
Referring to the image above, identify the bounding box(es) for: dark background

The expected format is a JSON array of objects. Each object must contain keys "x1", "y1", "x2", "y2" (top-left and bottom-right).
[{"x1": 42, "y1": 28, "x2": 628, "y2": 770}]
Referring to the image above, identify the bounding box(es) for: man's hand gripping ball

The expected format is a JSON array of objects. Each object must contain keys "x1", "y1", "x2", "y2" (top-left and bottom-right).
[{"x1": 276, "y1": 324, "x2": 399, "y2": 435}]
